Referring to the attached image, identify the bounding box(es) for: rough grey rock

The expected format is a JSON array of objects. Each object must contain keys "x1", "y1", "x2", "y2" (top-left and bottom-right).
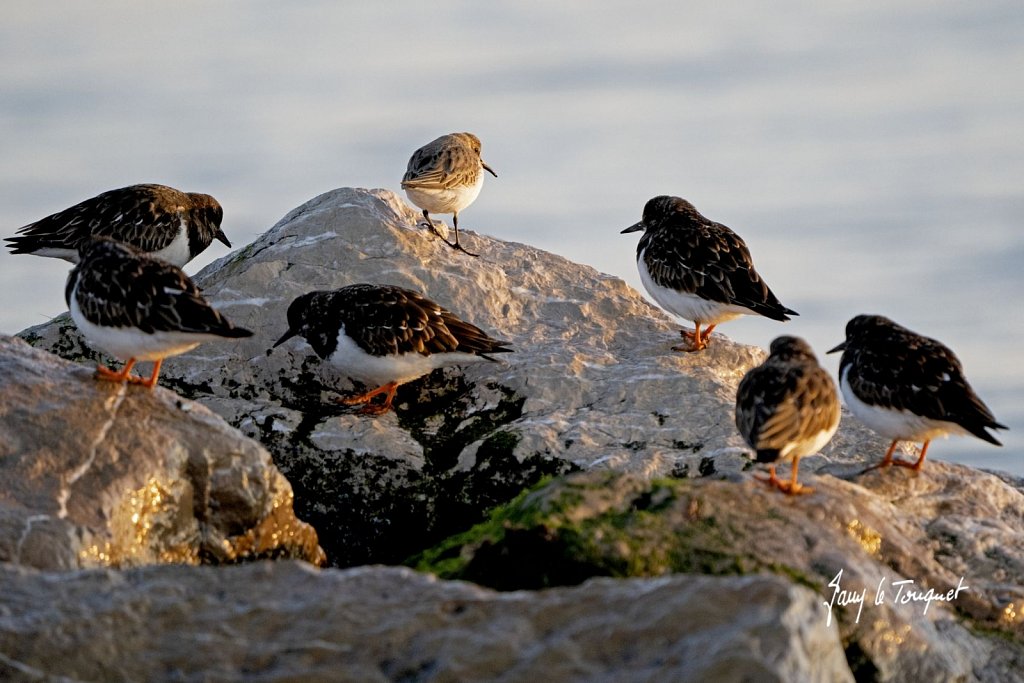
[
  {"x1": 415, "y1": 468, "x2": 1024, "y2": 682},
  {"x1": 18, "y1": 187, "x2": 884, "y2": 566},
  {"x1": 0, "y1": 561, "x2": 853, "y2": 683},
  {"x1": 0, "y1": 335, "x2": 323, "y2": 569}
]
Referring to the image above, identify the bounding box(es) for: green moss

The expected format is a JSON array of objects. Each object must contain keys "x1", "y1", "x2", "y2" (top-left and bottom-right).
[{"x1": 410, "y1": 472, "x2": 813, "y2": 592}]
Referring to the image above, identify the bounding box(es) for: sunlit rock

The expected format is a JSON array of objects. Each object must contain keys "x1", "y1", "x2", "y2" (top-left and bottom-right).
[{"x1": 0, "y1": 336, "x2": 323, "y2": 569}]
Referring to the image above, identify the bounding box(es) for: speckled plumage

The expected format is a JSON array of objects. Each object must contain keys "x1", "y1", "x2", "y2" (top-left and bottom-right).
[
  {"x1": 736, "y1": 336, "x2": 840, "y2": 494},
  {"x1": 7, "y1": 184, "x2": 229, "y2": 266},
  {"x1": 274, "y1": 284, "x2": 511, "y2": 414},
  {"x1": 401, "y1": 132, "x2": 496, "y2": 256},
  {"x1": 66, "y1": 237, "x2": 252, "y2": 387},
  {"x1": 622, "y1": 196, "x2": 796, "y2": 351},
  {"x1": 828, "y1": 314, "x2": 1007, "y2": 470}
]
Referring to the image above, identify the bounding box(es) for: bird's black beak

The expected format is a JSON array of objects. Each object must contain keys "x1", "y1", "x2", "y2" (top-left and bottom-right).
[
  {"x1": 621, "y1": 221, "x2": 644, "y2": 234},
  {"x1": 215, "y1": 228, "x2": 231, "y2": 248},
  {"x1": 273, "y1": 328, "x2": 297, "y2": 349},
  {"x1": 826, "y1": 341, "x2": 847, "y2": 354},
  {"x1": 482, "y1": 161, "x2": 498, "y2": 178}
]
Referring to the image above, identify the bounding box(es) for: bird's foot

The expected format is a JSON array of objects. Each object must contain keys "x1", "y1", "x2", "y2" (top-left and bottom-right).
[
  {"x1": 754, "y1": 471, "x2": 813, "y2": 496},
  {"x1": 94, "y1": 360, "x2": 136, "y2": 384}
]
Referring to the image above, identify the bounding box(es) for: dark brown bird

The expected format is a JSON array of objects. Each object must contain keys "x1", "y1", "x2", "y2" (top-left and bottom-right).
[
  {"x1": 622, "y1": 196, "x2": 797, "y2": 351},
  {"x1": 66, "y1": 238, "x2": 252, "y2": 388},
  {"x1": 7, "y1": 183, "x2": 229, "y2": 266},
  {"x1": 828, "y1": 314, "x2": 1006, "y2": 471},
  {"x1": 736, "y1": 336, "x2": 840, "y2": 495},
  {"x1": 273, "y1": 284, "x2": 511, "y2": 415}
]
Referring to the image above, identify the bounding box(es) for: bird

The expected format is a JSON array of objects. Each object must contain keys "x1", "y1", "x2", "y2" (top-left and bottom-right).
[
  {"x1": 621, "y1": 196, "x2": 797, "y2": 352},
  {"x1": 6, "y1": 183, "x2": 230, "y2": 266},
  {"x1": 66, "y1": 237, "x2": 253, "y2": 388},
  {"x1": 401, "y1": 132, "x2": 497, "y2": 258},
  {"x1": 736, "y1": 336, "x2": 841, "y2": 495},
  {"x1": 828, "y1": 314, "x2": 1007, "y2": 471},
  {"x1": 272, "y1": 284, "x2": 512, "y2": 415}
]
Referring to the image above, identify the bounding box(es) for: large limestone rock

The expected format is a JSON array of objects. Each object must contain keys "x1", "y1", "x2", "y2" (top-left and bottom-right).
[
  {"x1": 0, "y1": 335, "x2": 323, "y2": 569},
  {"x1": 414, "y1": 468, "x2": 1024, "y2": 682},
  {"x1": 0, "y1": 561, "x2": 853, "y2": 682},
  {"x1": 20, "y1": 186, "x2": 840, "y2": 566}
]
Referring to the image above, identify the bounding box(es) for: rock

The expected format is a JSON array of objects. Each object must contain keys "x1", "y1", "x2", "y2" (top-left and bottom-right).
[
  {"x1": 7, "y1": 187, "x2": 1023, "y2": 680},
  {"x1": 414, "y1": 469, "x2": 1024, "y2": 681},
  {"x1": 20, "y1": 186, "x2": 873, "y2": 567},
  {"x1": 0, "y1": 335, "x2": 323, "y2": 569},
  {"x1": 0, "y1": 561, "x2": 853, "y2": 683}
]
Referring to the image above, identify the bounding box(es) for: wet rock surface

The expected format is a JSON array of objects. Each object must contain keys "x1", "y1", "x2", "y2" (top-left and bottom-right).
[
  {"x1": 0, "y1": 335, "x2": 323, "y2": 569},
  {"x1": 0, "y1": 561, "x2": 853, "y2": 683}
]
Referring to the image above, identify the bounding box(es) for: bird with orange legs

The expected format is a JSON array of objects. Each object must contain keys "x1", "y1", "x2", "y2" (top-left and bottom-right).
[
  {"x1": 66, "y1": 237, "x2": 252, "y2": 389},
  {"x1": 828, "y1": 314, "x2": 1006, "y2": 472}
]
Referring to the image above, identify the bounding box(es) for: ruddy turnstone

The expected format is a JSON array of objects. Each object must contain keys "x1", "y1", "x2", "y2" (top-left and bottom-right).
[
  {"x1": 6, "y1": 183, "x2": 230, "y2": 266},
  {"x1": 67, "y1": 237, "x2": 253, "y2": 388},
  {"x1": 401, "y1": 132, "x2": 497, "y2": 257},
  {"x1": 621, "y1": 196, "x2": 797, "y2": 352},
  {"x1": 736, "y1": 336, "x2": 841, "y2": 495},
  {"x1": 273, "y1": 284, "x2": 512, "y2": 415},
  {"x1": 828, "y1": 314, "x2": 1007, "y2": 471}
]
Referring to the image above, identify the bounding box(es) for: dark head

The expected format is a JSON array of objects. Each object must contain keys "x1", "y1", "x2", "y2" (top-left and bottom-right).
[
  {"x1": 621, "y1": 195, "x2": 702, "y2": 234},
  {"x1": 827, "y1": 314, "x2": 897, "y2": 354},
  {"x1": 273, "y1": 291, "x2": 320, "y2": 348},
  {"x1": 189, "y1": 193, "x2": 230, "y2": 248},
  {"x1": 768, "y1": 335, "x2": 819, "y2": 362}
]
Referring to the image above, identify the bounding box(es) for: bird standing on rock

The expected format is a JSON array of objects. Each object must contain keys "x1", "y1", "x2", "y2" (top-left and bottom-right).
[
  {"x1": 66, "y1": 238, "x2": 253, "y2": 389},
  {"x1": 622, "y1": 196, "x2": 797, "y2": 352},
  {"x1": 6, "y1": 183, "x2": 231, "y2": 267},
  {"x1": 828, "y1": 314, "x2": 1007, "y2": 471},
  {"x1": 401, "y1": 132, "x2": 497, "y2": 258},
  {"x1": 273, "y1": 284, "x2": 512, "y2": 415},
  {"x1": 736, "y1": 336, "x2": 841, "y2": 495}
]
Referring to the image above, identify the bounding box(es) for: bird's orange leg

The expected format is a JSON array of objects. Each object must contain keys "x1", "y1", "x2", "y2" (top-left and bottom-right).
[
  {"x1": 892, "y1": 441, "x2": 930, "y2": 471},
  {"x1": 756, "y1": 460, "x2": 813, "y2": 495},
  {"x1": 863, "y1": 440, "x2": 900, "y2": 473},
  {"x1": 674, "y1": 323, "x2": 716, "y2": 352},
  {"x1": 95, "y1": 358, "x2": 137, "y2": 383},
  {"x1": 335, "y1": 381, "x2": 400, "y2": 415},
  {"x1": 128, "y1": 359, "x2": 163, "y2": 389}
]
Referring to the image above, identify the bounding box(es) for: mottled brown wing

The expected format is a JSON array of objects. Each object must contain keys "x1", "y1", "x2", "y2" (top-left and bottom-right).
[
  {"x1": 336, "y1": 285, "x2": 509, "y2": 358},
  {"x1": 737, "y1": 361, "x2": 839, "y2": 456},
  {"x1": 844, "y1": 328, "x2": 1003, "y2": 441},
  {"x1": 401, "y1": 141, "x2": 477, "y2": 190},
  {"x1": 11, "y1": 184, "x2": 186, "y2": 254},
  {"x1": 640, "y1": 221, "x2": 794, "y2": 321},
  {"x1": 69, "y1": 243, "x2": 248, "y2": 337}
]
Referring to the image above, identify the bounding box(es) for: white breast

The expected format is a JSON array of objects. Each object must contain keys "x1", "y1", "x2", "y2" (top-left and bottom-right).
[
  {"x1": 839, "y1": 366, "x2": 966, "y2": 442},
  {"x1": 404, "y1": 173, "x2": 485, "y2": 216},
  {"x1": 637, "y1": 250, "x2": 747, "y2": 325},
  {"x1": 328, "y1": 324, "x2": 489, "y2": 389},
  {"x1": 149, "y1": 218, "x2": 192, "y2": 267}
]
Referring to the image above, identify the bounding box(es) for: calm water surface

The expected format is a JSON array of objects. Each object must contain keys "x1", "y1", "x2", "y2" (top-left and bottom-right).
[{"x1": 1, "y1": 1, "x2": 1021, "y2": 474}]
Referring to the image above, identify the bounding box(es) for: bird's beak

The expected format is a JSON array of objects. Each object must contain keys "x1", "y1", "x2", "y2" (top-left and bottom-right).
[
  {"x1": 620, "y1": 221, "x2": 645, "y2": 234},
  {"x1": 482, "y1": 161, "x2": 498, "y2": 178},
  {"x1": 215, "y1": 228, "x2": 232, "y2": 248},
  {"x1": 826, "y1": 340, "x2": 847, "y2": 354},
  {"x1": 273, "y1": 328, "x2": 297, "y2": 349}
]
